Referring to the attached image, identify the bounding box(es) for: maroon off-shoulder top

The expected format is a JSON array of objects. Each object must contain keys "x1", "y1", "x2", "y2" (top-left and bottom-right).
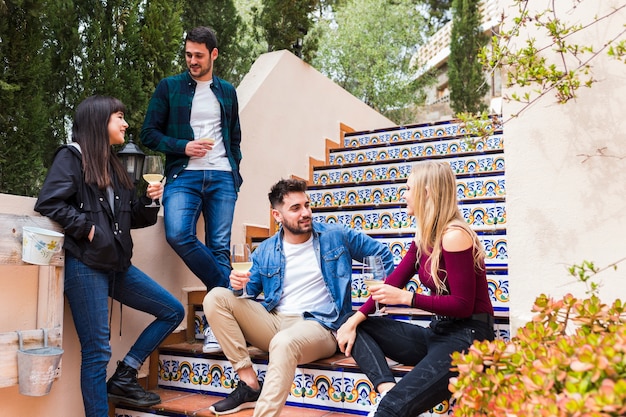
[{"x1": 359, "y1": 241, "x2": 494, "y2": 318}]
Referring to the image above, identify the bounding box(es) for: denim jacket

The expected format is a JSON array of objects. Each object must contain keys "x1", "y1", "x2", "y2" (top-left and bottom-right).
[{"x1": 244, "y1": 222, "x2": 394, "y2": 330}]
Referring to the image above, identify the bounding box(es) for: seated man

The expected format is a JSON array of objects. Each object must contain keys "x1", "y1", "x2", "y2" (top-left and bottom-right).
[{"x1": 203, "y1": 178, "x2": 395, "y2": 416}]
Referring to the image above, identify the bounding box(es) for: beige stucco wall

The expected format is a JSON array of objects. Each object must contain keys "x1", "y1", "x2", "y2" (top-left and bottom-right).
[
  {"x1": 503, "y1": 0, "x2": 626, "y2": 330},
  {"x1": 232, "y1": 50, "x2": 395, "y2": 243},
  {"x1": 0, "y1": 195, "x2": 196, "y2": 416}
]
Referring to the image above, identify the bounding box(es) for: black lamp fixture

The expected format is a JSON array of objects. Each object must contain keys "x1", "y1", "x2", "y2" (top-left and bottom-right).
[{"x1": 117, "y1": 134, "x2": 145, "y2": 185}]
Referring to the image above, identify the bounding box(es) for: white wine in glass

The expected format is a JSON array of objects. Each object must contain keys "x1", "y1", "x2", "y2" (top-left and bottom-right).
[
  {"x1": 198, "y1": 122, "x2": 216, "y2": 146},
  {"x1": 363, "y1": 255, "x2": 387, "y2": 316},
  {"x1": 142, "y1": 155, "x2": 164, "y2": 207},
  {"x1": 191, "y1": 122, "x2": 215, "y2": 161},
  {"x1": 231, "y1": 243, "x2": 253, "y2": 299}
]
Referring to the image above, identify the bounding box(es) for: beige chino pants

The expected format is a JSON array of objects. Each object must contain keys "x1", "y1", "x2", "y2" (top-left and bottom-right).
[{"x1": 203, "y1": 287, "x2": 338, "y2": 417}]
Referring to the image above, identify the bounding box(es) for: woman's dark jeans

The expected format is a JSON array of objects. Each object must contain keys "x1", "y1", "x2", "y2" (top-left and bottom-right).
[
  {"x1": 64, "y1": 254, "x2": 185, "y2": 417},
  {"x1": 351, "y1": 315, "x2": 494, "y2": 417}
]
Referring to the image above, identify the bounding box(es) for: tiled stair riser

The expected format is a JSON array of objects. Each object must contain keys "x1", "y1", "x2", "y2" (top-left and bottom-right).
[
  {"x1": 157, "y1": 352, "x2": 452, "y2": 416},
  {"x1": 341, "y1": 120, "x2": 501, "y2": 149},
  {"x1": 370, "y1": 234, "x2": 507, "y2": 268},
  {"x1": 312, "y1": 154, "x2": 505, "y2": 186},
  {"x1": 329, "y1": 133, "x2": 504, "y2": 166},
  {"x1": 311, "y1": 202, "x2": 506, "y2": 232},
  {"x1": 308, "y1": 175, "x2": 505, "y2": 208}
]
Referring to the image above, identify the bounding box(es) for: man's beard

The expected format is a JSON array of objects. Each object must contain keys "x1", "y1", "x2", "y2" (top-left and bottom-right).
[{"x1": 282, "y1": 217, "x2": 312, "y2": 235}]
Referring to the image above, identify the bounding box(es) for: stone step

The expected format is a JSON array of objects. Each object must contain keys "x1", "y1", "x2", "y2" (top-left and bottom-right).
[
  {"x1": 115, "y1": 389, "x2": 357, "y2": 416},
  {"x1": 155, "y1": 342, "x2": 412, "y2": 416}
]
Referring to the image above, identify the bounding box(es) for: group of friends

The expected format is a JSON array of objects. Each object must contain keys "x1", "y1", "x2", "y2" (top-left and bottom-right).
[{"x1": 34, "y1": 26, "x2": 495, "y2": 417}]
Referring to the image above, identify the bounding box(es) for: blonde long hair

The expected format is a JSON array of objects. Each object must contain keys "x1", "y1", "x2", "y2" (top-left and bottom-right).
[{"x1": 408, "y1": 160, "x2": 484, "y2": 294}]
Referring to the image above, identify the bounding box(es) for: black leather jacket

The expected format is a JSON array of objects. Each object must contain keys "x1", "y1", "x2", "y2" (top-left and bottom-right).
[{"x1": 34, "y1": 145, "x2": 158, "y2": 272}]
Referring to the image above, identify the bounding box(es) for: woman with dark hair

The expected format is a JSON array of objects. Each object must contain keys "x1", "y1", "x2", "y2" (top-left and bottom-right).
[
  {"x1": 35, "y1": 95, "x2": 185, "y2": 417},
  {"x1": 336, "y1": 160, "x2": 495, "y2": 417}
]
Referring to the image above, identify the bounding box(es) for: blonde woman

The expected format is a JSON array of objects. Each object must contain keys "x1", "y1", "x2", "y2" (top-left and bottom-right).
[{"x1": 337, "y1": 160, "x2": 495, "y2": 417}]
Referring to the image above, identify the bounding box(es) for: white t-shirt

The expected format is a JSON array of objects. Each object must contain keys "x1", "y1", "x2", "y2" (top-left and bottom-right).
[
  {"x1": 276, "y1": 236, "x2": 335, "y2": 316},
  {"x1": 187, "y1": 80, "x2": 231, "y2": 172}
]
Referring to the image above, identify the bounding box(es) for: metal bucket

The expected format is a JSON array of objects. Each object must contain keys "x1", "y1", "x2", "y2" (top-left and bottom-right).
[{"x1": 16, "y1": 329, "x2": 64, "y2": 396}]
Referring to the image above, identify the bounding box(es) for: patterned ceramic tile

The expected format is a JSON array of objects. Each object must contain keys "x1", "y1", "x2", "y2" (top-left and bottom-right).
[
  {"x1": 342, "y1": 120, "x2": 502, "y2": 148},
  {"x1": 158, "y1": 353, "x2": 268, "y2": 395},
  {"x1": 331, "y1": 134, "x2": 504, "y2": 166},
  {"x1": 340, "y1": 369, "x2": 379, "y2": 414},
  {"x1": 487, "y1": 272, "x2": 510, "y2": 309},
  {"x1": 312, "y1": 154, "x2": 505, "y2": 185},
  {"x1": 293, "y1": 367, "x2": 345, "y2": 412},
  {"x1": 308, "y1": 175, "x2": 505, "y2": 209},
  {"x1": 312, "y1": 202, "x2": 506, "y2": 232}
]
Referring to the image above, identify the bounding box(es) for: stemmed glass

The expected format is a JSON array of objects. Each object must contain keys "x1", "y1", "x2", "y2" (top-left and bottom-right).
[
  {"x1": 231, "y1": 243, "x2": 254, "y2": 299},
  {"x1": 362, "y1": 255, "x2": 387, "y2": 316},
  {"x1": 142, "y1": 155, "x2": 164, "y2": 207},
  {"x1": 191, "y1": 123, "x2": 215, "y2": 159},
  {"x1": 198, "y1": 122, "x2": 216, "y2": 146}
]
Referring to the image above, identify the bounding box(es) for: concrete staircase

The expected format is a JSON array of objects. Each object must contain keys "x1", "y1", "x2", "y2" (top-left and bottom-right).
[{"x1": 114, "y1": 117, "x2": 509, "y2": 417}]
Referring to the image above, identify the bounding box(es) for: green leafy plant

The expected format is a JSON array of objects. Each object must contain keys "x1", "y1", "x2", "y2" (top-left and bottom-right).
[
  {"x1": 448, "y1": 260, "x2": 626, "y2": 416},
  {"x1": 481, "y1": 0, "x2": 626, "y2": 119}
]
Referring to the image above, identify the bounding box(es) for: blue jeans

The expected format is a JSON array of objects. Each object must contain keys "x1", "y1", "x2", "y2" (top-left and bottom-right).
[
  {"x1": 64, "y1": 254, "x2": 185, "y2": 417},
  {"x1": 351, "y1": 315, "x2": 494, "y2": 417},
  {"x1": 163, "y1": 169, "x2": 235, "y2": 289}
]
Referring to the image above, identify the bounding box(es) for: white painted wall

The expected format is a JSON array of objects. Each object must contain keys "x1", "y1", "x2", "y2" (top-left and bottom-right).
[{"x1": 503, "y1": 0, "x2": 626, "y2": 330}]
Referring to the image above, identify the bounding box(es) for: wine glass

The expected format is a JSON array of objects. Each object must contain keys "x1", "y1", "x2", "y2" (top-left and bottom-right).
[
  {"x1": 142, "y1": 155, "x2": 164, "y2": 207},
  {"x1": 362, "y1": 255, "x2": 387, "y2": 316},
  {"x1": 195, "y1": 122, "x2": 215, "y2": 153},
  {"x1": 231, "y1": 243, "x2": 254, "y2": 299}
]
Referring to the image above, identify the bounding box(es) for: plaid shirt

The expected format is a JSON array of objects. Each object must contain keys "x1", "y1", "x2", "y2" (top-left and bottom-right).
[{"x1": 140, "y1": 71, "x2": 242, "y2": 189}]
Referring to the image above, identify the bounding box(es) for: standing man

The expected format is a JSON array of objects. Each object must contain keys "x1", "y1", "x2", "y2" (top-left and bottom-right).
[
  {"x1": 141, "y1": 26, "x2": 241, "y2": 351},
  {"x1": 203, "y1": 178, "x2": 395, "y2": 416},
  {"x1": 141, "y1": 26, "x2": 241, "y2": 288}
]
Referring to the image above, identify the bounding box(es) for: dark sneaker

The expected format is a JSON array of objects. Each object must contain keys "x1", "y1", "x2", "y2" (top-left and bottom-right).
[
  {"x1": 208, "y1": 380, "x2": 261, "y2": 415},
  {"x1": 107, "y1": 361, "x2": 161, "y2": 407}
]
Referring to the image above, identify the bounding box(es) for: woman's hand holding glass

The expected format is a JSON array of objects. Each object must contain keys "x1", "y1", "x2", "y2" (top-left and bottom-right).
[
  {"x1": 142, "y1": 155, "x2": 164, "y2": 207},
  {"x1": 146, "y1": 181, "x2": 164, "y2": 203},
  {"x1": 363, "y1": 255, "x2": 388, "y2": 316}
]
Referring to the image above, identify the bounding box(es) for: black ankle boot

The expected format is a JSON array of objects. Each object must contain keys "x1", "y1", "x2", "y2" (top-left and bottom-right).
[{"x1": 107, "y1": 361, "x2": 161, "y2": 407}]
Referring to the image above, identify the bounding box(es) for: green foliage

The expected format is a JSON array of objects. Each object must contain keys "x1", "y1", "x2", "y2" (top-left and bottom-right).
[
  {"x1": 478, "y1": 0, "x2": 626, "y2": 119},
  {"x1": 312, "y1": 0, "x2": 433, "y2": 124},
  {"x1": 449, "y1": 261, "x2": 626, "y2": 416},
  {"x1": 140, "y1": 0, "x2": 184, "y2": 93},
  {"x1": 448, "y1": 0, "x2": 489, "y2": 115},
  {"x1": 253, "y1": 0, "x2": 319, "y2": 58},
  {"x1": 1, "y1": 0, "x2": 258, "y2": 196},
  {"x1": 421, "y1": 0, "x2": 452, "y2": 33},
  {"x1": 0, "y1": 0, "x2": 54, "y2": 195},
  {"x1": 181, "y1": 0, "x2": 255, "y2": 85},
  {"x1": 455, "y1": 111, "x2": 501, "y2": 148}
]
